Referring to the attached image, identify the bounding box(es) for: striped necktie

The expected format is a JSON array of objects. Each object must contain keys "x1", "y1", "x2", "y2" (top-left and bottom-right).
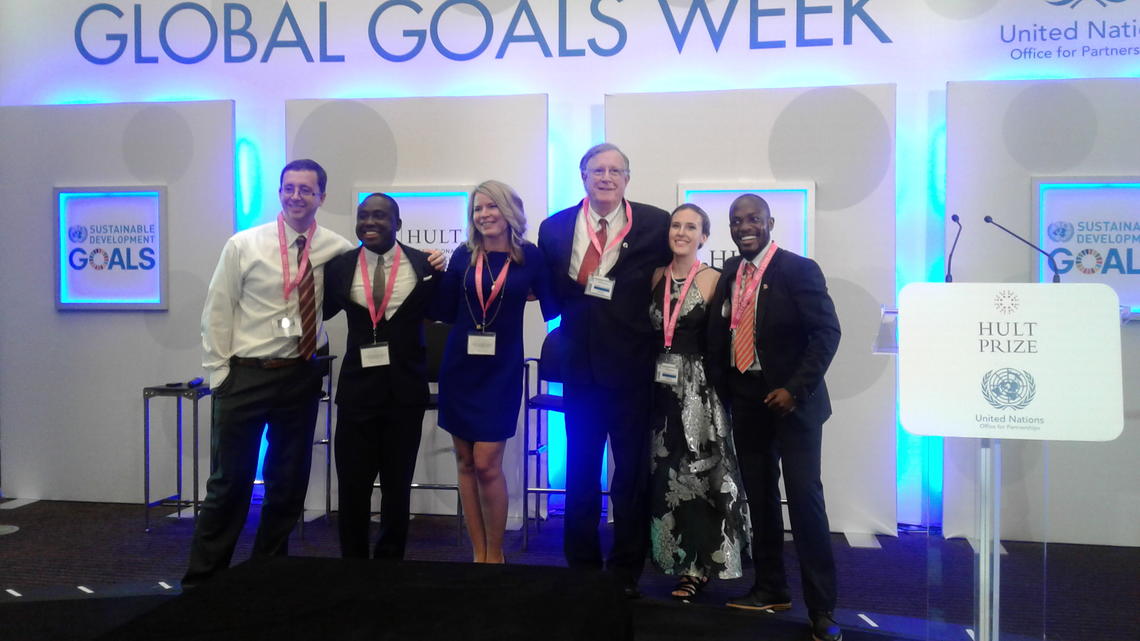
[
  {"x1": 296, "y1": 236, "x2": 316, "y2": 360},
  {"x1": 733, "y1": 262, "x2": 757, "y2": 373}
]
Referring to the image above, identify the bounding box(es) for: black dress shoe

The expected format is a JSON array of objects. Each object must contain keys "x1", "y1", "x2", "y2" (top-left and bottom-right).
[
  {"x1": 725, "y1": 588, "x2": 791, "y2": 611},
  {"x1": 810, "y1": 611, "x2": 843, "y2": 641}
]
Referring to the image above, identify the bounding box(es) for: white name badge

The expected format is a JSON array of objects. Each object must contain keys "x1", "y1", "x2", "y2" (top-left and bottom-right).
[
  {"x1": 467, "y1": 332, "x2": 496, "y2": 356},
  {"x1": 360, "y1": 343, "x2": 390, "y2": 368},
  {"x1": 654, "y1": 354, "x2": 681, "y2": 385},
  {"x1": 586, "y1": 274, "x2": 615, "y2": 300},
  {"x1": 273, "y1": 315, "x2": 301, "y2": 338}
]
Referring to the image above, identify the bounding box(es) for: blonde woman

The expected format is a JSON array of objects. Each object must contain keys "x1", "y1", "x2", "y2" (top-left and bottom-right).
[{"x1": 435, "y1": 180, "x2": 557, "y2": 563}]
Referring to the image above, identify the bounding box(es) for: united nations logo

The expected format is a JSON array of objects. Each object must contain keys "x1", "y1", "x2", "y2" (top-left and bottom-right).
[
  {"x1": 68, "y1": 225, "x2": 87, "y2": 243},
  {"x1": 1046, "y1": 221, "x2": 1073, "y2": 243},
  {"x1": 981, "y1": 368, "x2": 1036, "y2": 410},
  {"x1": 994, "y1": 290, "x2": 1019, "y2": 314}
]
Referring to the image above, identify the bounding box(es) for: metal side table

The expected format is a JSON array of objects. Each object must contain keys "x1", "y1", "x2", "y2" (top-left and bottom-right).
[{"x1": 143, "y1": 382, "x2": 211, "y2": 532}]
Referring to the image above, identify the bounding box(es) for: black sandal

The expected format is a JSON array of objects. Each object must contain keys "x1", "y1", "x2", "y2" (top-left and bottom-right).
[{"x1": 670, "y1": 575, "x2": 709, "y2": 602}]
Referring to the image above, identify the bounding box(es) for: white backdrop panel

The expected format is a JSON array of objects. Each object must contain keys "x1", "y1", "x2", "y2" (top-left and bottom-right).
[
  {"x1": 945, "y1": 78, "x2": 1140, "y2": 546},
  {"x1": 0, "y1": 101, "x2": 235, "y2": 503},
  {"x1": 605, "y1": 85, "x2": 897, "y2": 536},
  {"x1": 285, "y1": 95, "x2": 548, "y2": 521}
]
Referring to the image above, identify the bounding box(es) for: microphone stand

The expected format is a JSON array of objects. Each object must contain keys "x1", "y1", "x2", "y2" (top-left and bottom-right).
[
  {"x1": 983, "y1": 215, "x2": 1061, "y2": 283},
  {"x1": 946, "y1": 214, "x2": 962, "y2": 283}
]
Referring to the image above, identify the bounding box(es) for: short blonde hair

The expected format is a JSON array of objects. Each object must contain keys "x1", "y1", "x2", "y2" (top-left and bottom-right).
[{"x1": 466, "y1": 180, "x2": 528, "y2": 265}]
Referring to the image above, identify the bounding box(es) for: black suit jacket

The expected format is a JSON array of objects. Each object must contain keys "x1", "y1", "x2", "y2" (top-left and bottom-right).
[
  {"x1": 323, "y1": 243, "x2": 442, "y2": 409},
  {"x1": 537, "y1": 199, "x2": 671, "y2": 389},
  {"x1": 707, "y1": 248, "x2": 841, "y2": 425}
]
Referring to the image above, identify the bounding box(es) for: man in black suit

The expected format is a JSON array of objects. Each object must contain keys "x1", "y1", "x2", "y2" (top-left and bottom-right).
[
  {"x1": 708, "y1": 194, "x2": 843, "y2": 641},
  {"x1": 323, "y1": 193, "x2": 443, "y2": 559},
  {"x1": 537, "y1": 142, "x2": 671, "y2": 596}
]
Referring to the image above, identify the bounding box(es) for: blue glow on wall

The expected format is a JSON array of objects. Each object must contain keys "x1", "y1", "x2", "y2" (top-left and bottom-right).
[
  {"x1": 893, "y1": 115, "x2": 949, "y2": 528},
  {"x1": 255, "y1": 429, "x2": 270, "y2": 486},
  {"x1": 236, "y1": 138, "x2": 261, "y2": 232},
  {"x1": 45, "y1": 89, "x2": 120, "y2": 105},
  {"x1": 682, "y1": 188, "x2": 811, "y2": 252},
  {"x1": 544, "y1": 317, "x2": 566, "y2": 503},
  {"x1": 358, "y1": 190, "x2": 470, "y2": 202}
]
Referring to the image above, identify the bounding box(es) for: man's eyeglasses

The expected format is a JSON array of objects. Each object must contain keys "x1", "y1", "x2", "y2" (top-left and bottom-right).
[
  {"x1": 280, "y1": 185, "x2": 319, "y2": 197},
  {"x1": 588, "y1": 167, "x2": 629, "y2": 179}
]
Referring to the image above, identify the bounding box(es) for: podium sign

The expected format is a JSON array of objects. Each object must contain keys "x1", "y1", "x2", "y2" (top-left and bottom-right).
[{"x1": 899, "y1": 283, "x2": 1122, "y2": 442}]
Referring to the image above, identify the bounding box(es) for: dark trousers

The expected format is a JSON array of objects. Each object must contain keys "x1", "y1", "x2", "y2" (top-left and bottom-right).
[
  {"x1": 562, "y1": 381, "x2": 652, "y2": 584},
  {"x1": 728, "y1": 370, "x2": 837, "y2": 613},
  {"x1": 183, "y1": 361, "x2": 323, "y2": 586},
  {"x1": 334, "y1": 404, "x2": 425, "y2": 560}
]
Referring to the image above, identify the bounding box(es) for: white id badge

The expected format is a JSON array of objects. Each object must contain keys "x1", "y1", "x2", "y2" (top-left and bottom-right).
[
  {"x1": 585, "y1": 274, "x2": 615, "y2": 300},
  {"x1": 654, "y1": 354, "x2": 681, "y2": 385},
  {"x1": 467, "y1": 332, "x2": 496, "y2": 356},
  {"x1": 273, "y1": 315, "x2": 301, "y2": 337},
  {"x1": 360, "y1": 343, "x2": 390, "y2": 368}
]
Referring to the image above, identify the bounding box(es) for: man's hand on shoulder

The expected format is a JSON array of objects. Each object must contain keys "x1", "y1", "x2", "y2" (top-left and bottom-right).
[{"x1": 427, "y1": 250, "x2": 446, "y2": 271}]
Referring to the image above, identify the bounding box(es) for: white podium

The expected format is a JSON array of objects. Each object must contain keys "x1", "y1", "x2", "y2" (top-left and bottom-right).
[{"x1": 898, "y1": 282, "x2": 1123, "y2": 641}]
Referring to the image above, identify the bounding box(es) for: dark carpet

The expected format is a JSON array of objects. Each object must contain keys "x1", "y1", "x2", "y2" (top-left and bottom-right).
[{"x1": 0, "y1": 499, "x2": 1136, "y2": 640}]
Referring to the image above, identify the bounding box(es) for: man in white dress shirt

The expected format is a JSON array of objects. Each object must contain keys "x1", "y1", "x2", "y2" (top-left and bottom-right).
[{"x1": 184, "y1": 159, "x2": 353, "y2": 587}]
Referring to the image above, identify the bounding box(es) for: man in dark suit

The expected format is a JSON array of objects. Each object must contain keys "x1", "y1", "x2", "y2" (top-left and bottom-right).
[
  {"x1": 707, "y1": 194, "x2": 843, "y2": 641},
  {"x1": 323, "y1": 193, "x2": 443, "y2": 559},
  {"x1": 537, "y1": 142, "x2": 671, "y2": 596}
]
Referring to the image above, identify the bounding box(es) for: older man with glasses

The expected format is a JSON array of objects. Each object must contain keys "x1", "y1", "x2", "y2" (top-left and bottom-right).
[{"x1": 537, "y1": 142, "x2": 671, "y2": 598}]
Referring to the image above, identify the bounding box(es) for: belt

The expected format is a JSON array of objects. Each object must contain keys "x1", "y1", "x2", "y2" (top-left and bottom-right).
[{"x1": 232, "y1": 356, "x2": 307, "y2": 369}]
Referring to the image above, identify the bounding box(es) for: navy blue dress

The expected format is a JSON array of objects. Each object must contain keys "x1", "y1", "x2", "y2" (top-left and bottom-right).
[{"x1": 436, "y1": 243, "x2": 557, "y2": 442}]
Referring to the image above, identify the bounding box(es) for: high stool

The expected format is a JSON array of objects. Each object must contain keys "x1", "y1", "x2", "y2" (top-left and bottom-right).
[{"x1": 142, "y1": 381, "x2": 211, "y2": 532}]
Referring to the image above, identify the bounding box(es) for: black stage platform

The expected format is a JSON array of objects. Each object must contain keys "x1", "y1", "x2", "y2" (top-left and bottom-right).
[
  {"x1": 3, "y1": 501, "x2": 1136, "y2": 641},
  {"x1": 1, "y1": 556, "x2": 914, "y2": 641}
]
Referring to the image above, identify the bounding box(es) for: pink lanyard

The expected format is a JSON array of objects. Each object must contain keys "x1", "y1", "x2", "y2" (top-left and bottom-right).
[
  {"x1": 475, "y1": 250, "x2": 511, "y2": 327},
  {"x1": 580, "y1": 199, "x2": 633, "y2": 259},
  {"x1": 661, "y1": 261, "x2": 701, "y2": 349},
  {"x1": 277, "y1": 214, "x2": 315, "y2": 301},
  {"x1": 730, "y1": 243, "x2": 777, "y2": 330},
  {"x1": 358, "y1": 245, "x2": 402, "y2": 329}
]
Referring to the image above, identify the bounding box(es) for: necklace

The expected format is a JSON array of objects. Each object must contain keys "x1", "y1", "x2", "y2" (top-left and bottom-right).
[{"x1": 462, "y1": 254, "x2": 507, "y2": 330}]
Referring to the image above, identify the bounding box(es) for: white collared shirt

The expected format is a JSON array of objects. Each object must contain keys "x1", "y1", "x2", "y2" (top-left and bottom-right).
[
  {"x1": 349, "y1": 243, "x2": 415, "y2": 321},
  {"x1": 567, "y1": 200, "x2": 628, "y2": 281},
  {"x1": 201, "y1": 215, "x2": 353, "y2": 387}
]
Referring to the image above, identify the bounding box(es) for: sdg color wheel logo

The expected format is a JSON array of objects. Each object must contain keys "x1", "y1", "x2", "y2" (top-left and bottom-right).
[
  {"x1": 1074, "y1": 248, "x2": 1103, "y2": 275},
  {"x1": 981, "y1": 368, "x2": 1037, "y2": 410}
]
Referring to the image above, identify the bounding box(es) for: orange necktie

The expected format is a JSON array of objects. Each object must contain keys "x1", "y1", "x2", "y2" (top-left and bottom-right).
[
  {"x1": 733, "y1": 263, "x2": 757, "y2": 373},
  {"x1": 576, "y1": 218, "x2": 608, "y2": 285}
]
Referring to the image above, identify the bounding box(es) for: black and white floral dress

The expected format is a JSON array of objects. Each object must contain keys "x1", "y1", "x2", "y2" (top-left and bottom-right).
[{"x1": 648, "y1": 271, "x2": 751, "y2": 579}]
